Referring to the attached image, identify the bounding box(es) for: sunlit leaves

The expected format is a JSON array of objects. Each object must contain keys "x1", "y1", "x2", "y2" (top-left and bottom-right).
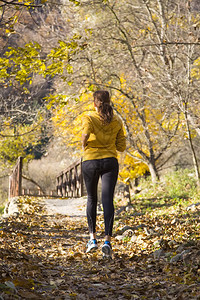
[
  {"x1": 44, "y1": 94, "x2": 69, "y2": 110},
  {"x1": 0, "y1": 36, "x2": 82, "y2": 86},
  {"x1": 1, "y1": 42, "x2": 44, "y2": 85},
  {"x1": 112, "y1": 78, "x2": 180, "y2": 161},
  {"x1": 0, "y1": 58, "x2": 10, "y2": 83},
  {"x1": 69, "y1": 0, "x2": 80, "y2": 6},
  {"x1": 0, "y1": 34, "x2": 83, "y2": 167},
  {"x1": 191, "y1": 57, "x2": 200, "y2": 80},
  {"x1": 51, "y1": 91, "x2": 93, "y2": 149},
  {"x1": 44, "y1": 40, "x2": 71, "y2": 78},
  {"x1": 50, "y1": 79, "x2": 181, "y2": 180},
  {"x1": 119, "y1": 154, "x2": 149, "y2": 182}
]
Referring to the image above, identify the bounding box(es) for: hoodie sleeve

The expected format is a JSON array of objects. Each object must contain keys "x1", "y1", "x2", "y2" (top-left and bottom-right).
[
  {"x1": 116, "y1": 122, "x2": 126, "y2": 152},
  {"x1": 82, "y1": 115, "x2": 94, "y2": 135}
]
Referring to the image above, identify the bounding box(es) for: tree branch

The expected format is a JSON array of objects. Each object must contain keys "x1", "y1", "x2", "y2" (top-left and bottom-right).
[
  {"x1": 22, "y1": 175, "x2": 45, "y2": 194},
  {"x1": 0, "y1": 123, "x2": 42, "y2": 137},
  {"x1": 133, "y1": 41, "x2": 200, "y2": 48},
  {"x1": 0, "y1": 0, "x2": 43, "y2": 7}
]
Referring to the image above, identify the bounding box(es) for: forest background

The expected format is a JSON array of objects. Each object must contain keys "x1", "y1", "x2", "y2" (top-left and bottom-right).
[{"x1": 1, "y1": 0, "x2": 200, "y2": 205}]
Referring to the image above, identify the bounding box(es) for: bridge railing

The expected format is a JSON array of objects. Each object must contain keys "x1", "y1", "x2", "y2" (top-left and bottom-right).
[
  {"x1": 56, "y1": 158, "x2": 86, "y2": 198},
  {"x1": 9, "y1": 157, "x2": 86, "y2": 199}
]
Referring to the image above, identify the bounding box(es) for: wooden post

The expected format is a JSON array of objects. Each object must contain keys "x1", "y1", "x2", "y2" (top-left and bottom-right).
[
  {"x1": 18, "y1": 156, "x2": 23, "y2": 196},
  {"x1": 80, "y1": 158, "x2": 84, "y2": 197},
  {"x1": 9, "y1": 156, "x2": 23, "y2": 198}
]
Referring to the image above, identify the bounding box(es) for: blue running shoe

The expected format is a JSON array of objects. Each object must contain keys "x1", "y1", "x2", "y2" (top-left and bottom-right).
[
  {"x1": 102, "y1": 241, "x2": 112, "y2": 258},
  {"x1": 86, "y1": 239, "x2": 98, "y2": 253}
]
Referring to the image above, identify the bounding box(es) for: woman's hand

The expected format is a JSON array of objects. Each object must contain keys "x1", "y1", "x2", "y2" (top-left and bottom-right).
[{"x1": 82, "y1": 133, "x2": 89, "y2": 149}]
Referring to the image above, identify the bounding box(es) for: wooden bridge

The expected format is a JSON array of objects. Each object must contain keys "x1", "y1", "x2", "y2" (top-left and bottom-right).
[
  {"x1": 9, "y1": 157, "x2": 86, "y2": 199},
  {"x1": 9, "y1": 157, "x2": 130, "y2": 200}
]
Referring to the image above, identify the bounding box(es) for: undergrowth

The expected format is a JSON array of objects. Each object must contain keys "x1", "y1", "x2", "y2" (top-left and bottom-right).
[{"x1": 129, "y1": 168, "x2": 200, "y2": 215}]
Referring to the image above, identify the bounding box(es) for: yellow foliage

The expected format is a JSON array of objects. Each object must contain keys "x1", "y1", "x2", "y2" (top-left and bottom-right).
[
  {"x1": 191, "y1": 57, "x2": 200, "y2": 80},
  {"x1": 119, "y1": 154, "x2": 149, "y2": 182},
  {"x1": 152, "y1": 13, "x2": 158, "y2": 22},
  {"x1": 51, "y1": 92, "x2": 94, "y2": 150}
]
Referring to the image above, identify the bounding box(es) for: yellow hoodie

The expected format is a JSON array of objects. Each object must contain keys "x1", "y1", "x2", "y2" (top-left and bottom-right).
[{"x1": 82, "y1": 111, "x2": 126, "y2": 161}]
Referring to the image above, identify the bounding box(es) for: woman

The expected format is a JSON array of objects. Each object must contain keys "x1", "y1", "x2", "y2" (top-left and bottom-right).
[{"x1": 82, "y1": 90, "x2": 126, "y2": 257}]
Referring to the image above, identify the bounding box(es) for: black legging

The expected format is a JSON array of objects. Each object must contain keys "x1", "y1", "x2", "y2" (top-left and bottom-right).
[{"x1": 82, "y1": 157, "x2": 119, "y2": 237}]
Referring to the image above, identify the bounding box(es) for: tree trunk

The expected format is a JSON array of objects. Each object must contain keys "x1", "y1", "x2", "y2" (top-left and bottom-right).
[
  {"x1": 184, "y1": 40, "x2": 200, "y2": 187},
  {"x1": 148, "y1": 162, "x2": 159, "y2": 183},
  {"x1": 185, "y1": 110, "x2": 200, "y2": 187}
]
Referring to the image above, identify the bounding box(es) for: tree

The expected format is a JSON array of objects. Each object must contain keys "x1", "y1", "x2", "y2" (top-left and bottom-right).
[
  {"x1": 140, "y1": 0, "x2": 200, "y2": 184},
  {"x1": 53, "y1": 0, "x2": 200, "y2": 182},
  {"x1": 0, "y1": 0, "x2": 84, "y2": 168},
  {"x1": 50, "y1": 85, "x2": 180, "y2": 183}
]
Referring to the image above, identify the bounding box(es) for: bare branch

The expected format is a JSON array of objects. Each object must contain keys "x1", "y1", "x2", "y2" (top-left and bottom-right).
[
  {"x1": 22, "y1": 175, "x2": 45, "y2": 194},
  {"x1": 0, "y1": 122, "x2": 42, "y2": 138},
  {"x1": 0, "y1": 0, "x2": 43, "y2": 7}
]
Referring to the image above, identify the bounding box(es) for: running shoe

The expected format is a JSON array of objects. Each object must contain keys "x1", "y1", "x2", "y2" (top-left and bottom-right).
[
  {"x1": 102, "y1": 241, "x2": 112, "y2": 258},
  {"x1": 86, "y1": 239, "x2": 98, "y2": 253}
]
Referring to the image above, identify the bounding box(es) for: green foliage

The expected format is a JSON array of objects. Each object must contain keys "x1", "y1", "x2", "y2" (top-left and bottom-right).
[
  {"x1": 0, "y1": 206, "x2": 4, "y2": 215},
  {"x1": 135, "y1": 168, "x2": 198, "y2": 201}
]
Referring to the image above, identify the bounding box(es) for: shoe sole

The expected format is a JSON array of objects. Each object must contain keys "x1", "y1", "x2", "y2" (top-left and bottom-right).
[
  {"x1": 102, "y1": 245, "x2": 112, "y2": 258},
  {"x1": 86, "y1": 245, "x2": 98, "y2": 254}
]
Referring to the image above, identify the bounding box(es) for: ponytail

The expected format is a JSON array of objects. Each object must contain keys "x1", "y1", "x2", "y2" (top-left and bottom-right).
[{"x1": 93, "y1": 90, "x2": 113, "y2": 124}]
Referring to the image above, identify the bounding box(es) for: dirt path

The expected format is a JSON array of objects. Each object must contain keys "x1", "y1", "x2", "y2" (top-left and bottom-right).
[
  {"x1": 4, "y1": 196, "x2": 88, "y2": 219},
  {"x1": 44, "y1": 197, "x2": 87, "y2": 217},
  {"x1": 1, "y1": 196, "x2": 200, "y2": 299}
]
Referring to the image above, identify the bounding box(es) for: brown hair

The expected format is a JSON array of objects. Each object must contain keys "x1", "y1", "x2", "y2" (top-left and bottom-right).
[{"x1": 93, "y1": 90, "x2": 113, "y2": 124}]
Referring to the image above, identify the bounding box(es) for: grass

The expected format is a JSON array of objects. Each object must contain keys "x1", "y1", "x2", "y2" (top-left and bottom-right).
[
  {"x1": 132, "y1": 197, "x2": 196, "y2": 217},
  {"x1": 0, "y1": 206, "x2": 4, "y2": 215},
  {"x1": 127, "y1": 168, "x2": 200, "y2": 216}
]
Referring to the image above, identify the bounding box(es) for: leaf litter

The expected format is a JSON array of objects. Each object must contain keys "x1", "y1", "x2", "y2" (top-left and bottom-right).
[{"x1": 0, "y1": 196, "x2": 199, "y2": 299}]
